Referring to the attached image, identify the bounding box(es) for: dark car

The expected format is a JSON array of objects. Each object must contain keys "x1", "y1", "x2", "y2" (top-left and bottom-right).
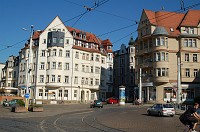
[
  {"x1": 107, "y1": 97, "x2": 119, "y2": 104},
  {"x1": 90, "y1": 100, "x2": 103, "y2": 108},
  {"x1": 3, "y1": 99, "x2": 23, "y2": 107}
]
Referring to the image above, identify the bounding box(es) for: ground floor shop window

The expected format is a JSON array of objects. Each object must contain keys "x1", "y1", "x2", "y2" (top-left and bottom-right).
[{"x1": 164, "y1": 87, "x2": 176, "y2": 102}]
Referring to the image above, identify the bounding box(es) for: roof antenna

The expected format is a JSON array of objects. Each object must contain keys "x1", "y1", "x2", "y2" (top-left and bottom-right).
[{"x1": 180, "y1": 0, "x2": 185, "y2": 11}]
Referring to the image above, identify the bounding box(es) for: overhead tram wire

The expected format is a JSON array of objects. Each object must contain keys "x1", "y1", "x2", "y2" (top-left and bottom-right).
[
  {"x1": 0, "y1": 0, "x2": 109, "y2": 53},
  {"x1": 111, "y1": 2, "x2": 200, "y2": 44},
  {"x1": 0, "y1": 38, "x2": 28, "y2": 52}
]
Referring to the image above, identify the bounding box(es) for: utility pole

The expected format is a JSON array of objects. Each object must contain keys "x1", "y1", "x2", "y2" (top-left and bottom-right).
[
  {"x1": 177, "y1": 52, "x2": 182, "y2": 108},
  {"x1": 139, "y1": 68, "x2": 142, "y2": 102},
  {"x1": 25, "y1": 25, "x2": 34, "y2": 110}
]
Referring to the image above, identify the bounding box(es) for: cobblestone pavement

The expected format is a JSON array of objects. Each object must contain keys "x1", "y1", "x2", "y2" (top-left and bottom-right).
[{"x1": 0, "y1": 103, "x2": 196, "y2": 132}]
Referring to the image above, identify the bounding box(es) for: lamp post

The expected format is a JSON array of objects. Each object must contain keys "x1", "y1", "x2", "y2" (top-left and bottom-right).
[
  {"x1": 177, "y1": 52, "x2": 182, "y2": 108},
  {"x1": 139, "y1": 68, "x2": 142, "y2": 102},
  {"x1": 23, "y1": 25, "x2": 34, "y2": 110}
]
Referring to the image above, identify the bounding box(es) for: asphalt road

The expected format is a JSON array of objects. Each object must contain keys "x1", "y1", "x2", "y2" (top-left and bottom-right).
[{"x1": 0, "y1": 104, "x2": 198, "y2": 132}]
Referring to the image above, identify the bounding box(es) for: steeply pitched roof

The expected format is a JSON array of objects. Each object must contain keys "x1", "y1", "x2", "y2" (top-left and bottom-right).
[
  {"x1": 180, "y1": 10, "x2": 200, "y2": 26},
  {"x1": 144, "y1": 10, "x2": 185, "y2": 36},
  {"x1": 66, "y1": 26, "x2": 100, "y2": 44}
]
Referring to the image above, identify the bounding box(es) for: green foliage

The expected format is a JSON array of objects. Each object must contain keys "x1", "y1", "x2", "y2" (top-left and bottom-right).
[{"x1": 17, "y1": 100, "x2": 25, "y2": 107}]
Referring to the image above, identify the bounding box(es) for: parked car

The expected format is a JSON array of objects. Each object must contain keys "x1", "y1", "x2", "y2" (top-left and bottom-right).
[
  {"x1": 147, "y1": 103, "x2": 175, "y2": 117},
  {"x1": 107, "y1": 97, "x2": 119, "y2": 104},
  {"x1": 3, "y1": 99, "x2": 23, "y2": 107},
  {"x1": 90, "y1": 100, "x2": 103, "y2": 108}
]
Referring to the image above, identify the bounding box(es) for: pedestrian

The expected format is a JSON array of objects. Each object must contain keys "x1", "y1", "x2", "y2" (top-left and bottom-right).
[{"x1": 179, "y1": 102, "x2": 200, "y2": 132}]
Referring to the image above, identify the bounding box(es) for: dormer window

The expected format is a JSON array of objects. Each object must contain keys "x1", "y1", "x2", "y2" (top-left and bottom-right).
[
  {"x1": 170, "y1": 28, "x2": 174, "y2": 32},
  {"x1": 83, "y1": 34, "x2": 86, "y2": 40},
  {"x1": 107, "y1": 46, "x2": 112, "y2": 50},
  {"x1": 73, "y1": 31, "x2": 76, "y2": 37},
  {"x1": 79, "y1": 33, "x2": 82, "y2": 39}
]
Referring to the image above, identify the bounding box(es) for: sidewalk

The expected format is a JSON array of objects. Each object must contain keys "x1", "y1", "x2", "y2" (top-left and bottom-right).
[{"x1": 0, "y1": 103, "x2": 91, "y2": 118}]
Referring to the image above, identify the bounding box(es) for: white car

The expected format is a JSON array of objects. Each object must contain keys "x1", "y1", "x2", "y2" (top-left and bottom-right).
[{"x1": 147, "y1": 103, "x2": 175, "y2": 117}]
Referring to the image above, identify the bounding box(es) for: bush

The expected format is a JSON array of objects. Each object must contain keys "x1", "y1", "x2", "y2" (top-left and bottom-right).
[{"x1": 17, "y1": 100, "x2": 25, "y2": 107}]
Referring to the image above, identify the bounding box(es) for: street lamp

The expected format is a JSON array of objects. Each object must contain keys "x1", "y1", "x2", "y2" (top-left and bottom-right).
[
  {"x1": 23, "y1": 25, "x2": 34, "y2": 110},
  {"x1": 177, "y1": 52, "x2": 182, "y2": 108}
]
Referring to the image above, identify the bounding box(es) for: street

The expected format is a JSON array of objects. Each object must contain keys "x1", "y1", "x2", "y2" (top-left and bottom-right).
[{"x1": 0, "y1": 104, "x2": 197, "y2": 132}]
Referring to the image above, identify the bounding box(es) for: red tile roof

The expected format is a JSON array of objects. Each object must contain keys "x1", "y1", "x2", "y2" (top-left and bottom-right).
[
  {"x1": 143, "y1": 9, "x2": 200, "y2": 36},
  {"x1": 180, "y1": 10, "x2": 200, "y2": 26},
  {"x1": 66, "y1": 26, "x2": 100, "y2": 44},
  {"x1": 32, "y1": 30, "x2": 43, "y2": 40}
]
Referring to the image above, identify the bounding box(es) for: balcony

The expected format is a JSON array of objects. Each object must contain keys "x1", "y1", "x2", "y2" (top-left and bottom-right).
[{"x1": 154, "y1": 76, "x2": 169, "y2": 83}]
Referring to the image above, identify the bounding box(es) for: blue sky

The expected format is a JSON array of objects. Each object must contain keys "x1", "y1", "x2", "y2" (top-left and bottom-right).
[{"x1": 0, "y1": 0, "x2": 200, "y2": 62}]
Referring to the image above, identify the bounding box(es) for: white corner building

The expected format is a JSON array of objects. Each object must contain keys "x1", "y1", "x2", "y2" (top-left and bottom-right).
[{"x1": 18, "y1": 16, "x2": 113, "y2": 104}]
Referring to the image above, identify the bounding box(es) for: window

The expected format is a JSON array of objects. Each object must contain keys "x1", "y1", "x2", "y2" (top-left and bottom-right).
[
  {"x1": 75, "y1": 52, "x2": 79, "y2": 59},
  {"x1": 186, "y1": 69, "x2": 190, "y2": 77},
  {"x1": 60, "y1": 38, "x2": 64, "y2": 43},
  {"x1": 65, "y1": 63, "x2": 69, "y2": 70},
  {"x1": 95, "y1": 67, "x2": 100, "y2": 74},
  {"x1": 193, "y1": 54, "x2": 197, "y2": 62},
  {"x1": 155, "y1": 52, "x2": 160, "y2": 61},
  {"x1": 58, "y1": 62, "x2": 62, "y2": 70},
  {"x1": 166, "y1": 53, "x2": 168, "y2": 61},
  {"x1": 57, "y1": 75, "x2": 61, "y2": 83},
  {"x1": 64, "y1": 76, "x2": 69, "y2": 83},
  {"x1": 40, "y1": 75, "x2": 44, "y2": 83},
  {"x1": 85, "y1": 78, "x2": 88, "y2": 85},
  {"x1": 74, "y1": 76, "x2": 78, "y2": 84},
  {"x1": 185, "y1": 53, "x2": 189, "y2": 62},
  {"x1": 190, "y1": 27, "x2": 194, "y2": 34},
  {"x1": 157, "y1": 68, "x2": 161, "y2": 76},
  {"x1": 95, "y1": 55, "x2": 100, "y2": 62},
  {"x1": 53, "y1": 37, "x2": 57, "y2": 43},
  {"x1": 52, "y1": 62, "x2": 56, "y2": 69},
  {"x1": 91, "y1": 66, "x2": 93, "y2": 73},
  {"x1": 43, "y1": 39, "x2": 46, "y2": 44},
  {"x1": 193, "y1": 39, "x2": 197, "y2": 47},
  {"x1": 95, "y1": 79, "x2": 99, "y2": 85},
  {"x1": 91, "y1": 54, "x2": 94, "y2": 61},
  {"x1": 66, "y1": 50, "x2": 70, "y2": 57},
  {"x1": 64, "y1": 90, "x2": 68, "y2": 97},
  {"x1": 161, "y1": 37, "x2": 165, "y2": 46},
  {"x1": 90, "y1": 78, "x2": 93, "y2": 85},
  {"x1": 194, "y1": 69, "x2": 198, "y2": 77},
  {"x1": 41, "y1": 50, "x2": 45, "y2": 57},
  {"x1": 52, "y1": 49, "x2": 57, "y2": 56},
  {"x1": 188, "y1": 39, "x2": 192, "y2": 47},
  {"x1": 107, "y1": 46, "x2": 112, "y2": 50},
  {"x1": 81, "y1": 78, "x2": 84, "y2": 85},
  {"x1": 40, "y1": 62, "x2": 45, "y2": 70},
  {"x1": 156, "y1": 38, "x2": 160, "y2": 46},
  {"x1": 74, "y1": 90, "x2": 77, "y2": 97},
  {"x1": 75, "y1": 64, "x2": 78, "y2": 71},
  {"x1": 39, "y1": 89, "x2": 43, "y2": 96},
  {"x1": 59, "y1": 90, "x2": 62, "y2": 97},
  {"x1": 82, "y1": 53, "x2": 86, "y2": 60},
  {"x1": 59, "y1": 50, "x2": 62, "y2": 57},
  {"x1": 161, "y1": 52, "x2": 165, "y2": 61},
  {"x1": 52, "y1": 75, "x2": 55, "y2": 82},
  {"x1": 66, "y1": 39, "x2": 69, "y2": 44},
  {"x1": 86, "y1": 54, "x2": 89, "y2": 60},
  {"x1": 184, "y1": 39, "x2": 188, "y2": 47},
  {"x1": 82, "y1": 65, "x2": 85, "y2": 72}
]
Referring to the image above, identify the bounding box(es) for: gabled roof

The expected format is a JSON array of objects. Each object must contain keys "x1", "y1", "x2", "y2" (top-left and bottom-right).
[
  {"x1": 66, "y1": 26, "x2": 100, "y2": 44},
  {"x1": 180, "y1": 10, "x2": 200, "y2": 26},
  {"x1": 144, "y1": 9, "x2": 185, "y2": 36},
  {"x1": 32, "y1": 30, "x2": 43, "y2": 40}
]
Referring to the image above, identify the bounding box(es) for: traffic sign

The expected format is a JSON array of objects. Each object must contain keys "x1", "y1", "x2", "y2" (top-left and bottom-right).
[{"x1": 24, "y1": 93, "x2": 30, "y2": 98}]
